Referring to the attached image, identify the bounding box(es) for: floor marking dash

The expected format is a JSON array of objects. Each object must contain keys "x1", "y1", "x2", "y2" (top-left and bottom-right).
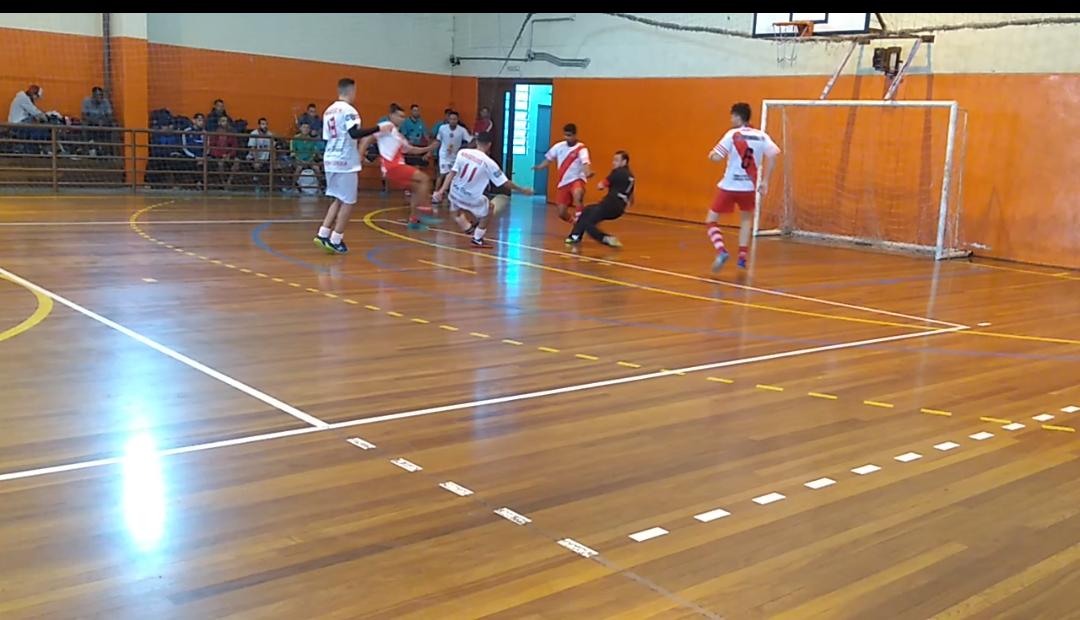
[
  {"x1": 439, "y1": 325, "x2": 459, "y2": 331},
  {"x1": 494, "y1": 507, "x2": 532, "y2": 525},
  {"x1": 438, "y1": 481, "x2": 474, "y2": 497},
  {"x1": 389, "y1": 458, "x2": 422, "y2": 472},
  {"x1": 921, "y1": 408, "x2": 953, "y2": 417},
  {"x1": 410, "y1": 318, "x2": 430, "y2": 324},
  {"x1": 343, "y1": 299, "x2": 359, "y2": 305},
  {"x1": 851, "y1": 464, "x2": 882, "y2": 475},
  {"x1": 305, "y1": 287, "x2": 320, "y2": 293},
  {"x1": 470, "y1": 332, "x2": 490, "y2": 338},
  {"x1": 969, "y1": 432, "x2": 994, "y2": 441},
  {"x1": 1032, "y1": 413, "x2": 1055, "y2": 422},
  {"x1": 364, "y1": 305, "x2": 380, "y2": 311},
  {"x1": 1060, "y1": 406, "x2": 1079, "y2": 414},
  {"x1": 323, "y1": 293, "x2": 338, "y2": 299},
  {"x1": 619, "y1": 361, "x2": 643, "y2": 369},
  {"x1": 255, "y1": 272, "x2": 268, "y2": 278},
  {"x1": 346, "y1": 437, "x2": 376, "y2": 450},
  {"x1": 272, "y1": 277, "x2": 284, "y2": 283},
  {"x1": 895, "y1": 452, "x2": 922, "y2": 463},
  {"x1": 225, "y1": 264, "x2": 237, "y2": 269},
  {"x1": 863, "y1": 400, "x2": 894, "y2": 409},
  {"x1": 752, "y1": 492, "x2": 786, "y2": 505},
  {"x1": 417, "y1": 259, "x2": 476, "y2": 275},
  {"x1": 1042, "y1": 424, "x2": 1075, "y2": 433},
  {"x1": 288, "y1": 282, "x2": 301, "y2": 288},
  {"x1": 537, "y1": 346, "x2": 560, "y2": 353},
  {"x1": 141, "y1": 278, "x2": 157, "y2": 283},
  {"x1": 239, "y1": 268, "x2": 252, "y2": 274},
  {"x1": 1002, "y1": 422, "x2": 1026, "y2": 431},
  {"x1": 804, "y1": 477, "x2": 836, "y2": 490},
  {"x1": 934, "y1": 441, "x2": 960, "y2": 451},
  {"x1": 387, "y1": 311, "x2": 404, "y2": 317},
  {"x1": 808, "y1": 391, "x2": 837, "y2": 400},
  {"x1": 980, "y1": 416, "x2": 1012, "y2": 424},
  {"x1": 502, "y1": 339, "x2": 523, "y2": 346},
  {"x1": 756, "y1": 384, "x2": 784, "y2": 392},
  {"x1": 628, "y1": 527, "x2": 669, "y2": 542},
  {"x1": 576, "y1": 353, "x2": 600, "y2": 361},
  {"x1": 693, "y1": 508, "x2": 731, "y2": 522},
  {"x1": 706, "y1": 376, "x2": 734, "y2": 384},
  {"x1": 557, "y1": 538, "x2": 598, "y2": 559}
]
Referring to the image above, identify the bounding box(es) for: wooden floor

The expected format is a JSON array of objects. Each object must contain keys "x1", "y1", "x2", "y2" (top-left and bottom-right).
[{"x1": 1, "y1": 193, "x2": 1078, "y2": 619}]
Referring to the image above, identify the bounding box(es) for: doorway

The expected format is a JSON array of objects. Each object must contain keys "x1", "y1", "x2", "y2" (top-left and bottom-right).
[{"x1": 477, "y1": 79, "x2": 553, "y2": 195}]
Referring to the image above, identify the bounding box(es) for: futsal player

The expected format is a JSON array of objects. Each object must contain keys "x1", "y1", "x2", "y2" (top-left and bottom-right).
[
  {"x1": 314, "y1": 78, "x2": 389, "y2": 255},
  {"x1": 534, "y1": 123, "x2": 591, "y2": 223},
  {"x1": 706, "y1": 102, "x2": 780, "y2": 271},
  {"x1": 361, "y1": 103, "x2": 439, "y2": 229},
  {"x1": 432, "y1": 132, "x2": 533, "y2": 247},
  {"x1": 430, "y1": 110, "x2": 473, "y2": 209},
  {"x1": 565, "y1": 150, "x2": 634, "y2": 248}
]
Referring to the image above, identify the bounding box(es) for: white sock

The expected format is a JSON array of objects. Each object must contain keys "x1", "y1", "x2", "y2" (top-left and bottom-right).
[
  {"x1": 330, "y1": 231, "x2": 343, "y2": 244},
  {"x1": 318, "y1": 226, "x2": 331, "y2": 238},
  {"x1": 474, "y1": 227, "x2": 486, "y2": 241}
]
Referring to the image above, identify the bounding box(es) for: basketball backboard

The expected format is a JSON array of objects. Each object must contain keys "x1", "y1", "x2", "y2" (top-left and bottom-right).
[{"x1": 752, "y1": 13, "x2": 871, "y2": 37}]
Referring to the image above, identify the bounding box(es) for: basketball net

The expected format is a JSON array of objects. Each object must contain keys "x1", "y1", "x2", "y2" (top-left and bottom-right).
[{"x1": 772, "y1": 21, "x2": 814, "y2": 65}]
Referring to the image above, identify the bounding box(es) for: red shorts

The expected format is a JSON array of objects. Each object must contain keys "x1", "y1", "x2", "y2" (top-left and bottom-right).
[
  {"x1": 555, "y1": 179, "x2": 586, "y2": 208},
  {"x1": 384, "y1": 163, "x2": 418, "y2": 189},
  {"x1": 710, "y1": 188, "x2": 757, "y2": 213}
]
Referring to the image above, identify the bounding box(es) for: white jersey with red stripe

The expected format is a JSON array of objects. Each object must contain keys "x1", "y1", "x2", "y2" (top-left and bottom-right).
[
  {"x1": 544, "y1": 140, "x2": 591, "y2": 188},
  {"x1": 322, "y1": 100, "x2": 362, "y2": 173},
  {"x1": 449, "y1": 148, "x2": 507, "y2": 207},
  {"x1": 376, "y1": 120, "x2": 408, "y2": 171},
  {"x1": 712, "y1": 126, "x2": 780, "y2": 192}
]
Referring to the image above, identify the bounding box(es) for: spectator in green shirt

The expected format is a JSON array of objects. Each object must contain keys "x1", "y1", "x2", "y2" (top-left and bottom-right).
[
  {"x1": 399, "y1": 104, "x2": 428, "y2": 146},
  {"x1": 291, "y1": 121, "x2": 322, "y2": 186}
]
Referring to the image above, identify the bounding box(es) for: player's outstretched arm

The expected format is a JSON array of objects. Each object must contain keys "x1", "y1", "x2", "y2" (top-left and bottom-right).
[
  {"x1": 759, "y1": 153, "x2": 778, "y2": 194},
  {"x1": 348, "y1": 125, "x2": 383, "y2": 140},
  {"x1": 504, "y1": 180, "x2": 534, "y2": 196},
  {"x1": 432, "y1": 170, "x2": 457, "y2": 202}
]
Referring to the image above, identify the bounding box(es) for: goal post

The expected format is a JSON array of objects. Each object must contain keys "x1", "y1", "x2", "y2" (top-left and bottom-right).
[{"x1": 753, "y1": 99, "x2": 968, "y2": 260}]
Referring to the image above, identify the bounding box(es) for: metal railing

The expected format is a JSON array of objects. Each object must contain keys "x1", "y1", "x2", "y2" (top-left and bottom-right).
[{"x1": 0, "y1": 122, "x2": 395, "y2": 193}]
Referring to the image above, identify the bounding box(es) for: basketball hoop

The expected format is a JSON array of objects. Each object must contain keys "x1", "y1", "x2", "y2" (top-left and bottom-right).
[{"x1": 772, "y1": 20, "x2": 815, "y2": 65}]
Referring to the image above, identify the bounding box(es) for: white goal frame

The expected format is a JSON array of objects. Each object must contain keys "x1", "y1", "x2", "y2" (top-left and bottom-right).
[{"x1": 753, "y1": 99, "x2": 966, "y2": 260}]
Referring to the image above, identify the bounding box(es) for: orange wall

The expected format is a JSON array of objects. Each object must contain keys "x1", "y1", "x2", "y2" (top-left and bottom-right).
[
  {"x1": 552, "y1": 74, "x2": 1080, "y2": 268},
  {"x1": 0, "y1": 27, "x2": 104, "y2": 119}
]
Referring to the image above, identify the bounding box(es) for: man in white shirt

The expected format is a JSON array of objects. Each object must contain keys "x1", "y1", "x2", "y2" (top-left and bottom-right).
[
  {"x1": 8, "y1": 85, "x2": 49, "y2": 154},
  {"x1": 313, "y1": 78, "x2": 386, "y2": 255},
  {"x1": 705, "y1": 102, "x2": 780, "y2": 271},
  {"x1": 534, "y1": 123, "x2": 592, "y2": 223},
  {"x1": 432, "y1": 132, "x2": 533, "y2": 248},
  {"x1": 431, "y1": 110, "x2": 473, "y2": 209},
  {"x1": 247, "y1": 117, "x2": 274, "y2": 187}
]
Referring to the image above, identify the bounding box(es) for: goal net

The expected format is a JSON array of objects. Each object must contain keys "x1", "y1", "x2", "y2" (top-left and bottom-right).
[{"x1": 754, "y1": 100, "x2": 968, "y2": 259}]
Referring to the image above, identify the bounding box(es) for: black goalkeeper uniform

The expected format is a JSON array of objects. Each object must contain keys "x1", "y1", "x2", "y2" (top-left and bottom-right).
[{"x1": 570, "y1": 166, "x2": 634, "y2": 242}]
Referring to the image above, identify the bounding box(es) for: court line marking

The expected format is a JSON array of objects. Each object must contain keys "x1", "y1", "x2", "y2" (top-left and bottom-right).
[
  {"x1": 375, "y1": 215, "x2": 1080, "y2": 345},
  {"x1": 417, "y1": 259, "x2": 476, "y2": 275},
  {"x1": 0, "y1": 325, "x2": 964, "y2": 483},
  {"x1": 0, "y1": 273, "x2": 54, "y2": 343},
  {"x1": 371, "y1": 213, "x2": 963, "y2": 329},
  {"x1": 0, "y1": 266, "x2": 328, "y2": 430}
]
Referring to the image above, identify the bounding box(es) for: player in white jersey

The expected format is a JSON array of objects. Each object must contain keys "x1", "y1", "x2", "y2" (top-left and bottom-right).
[
  {"x1": 360, "y1": 103, "x2": 437, "y2": 230},
  {"x1": 432, "y1": 131, "x2": 533, "y2": 247},
  {"x1": 534, "y1": 123, "x2": 592, "y2": 223},
  {"x1": 705, "y1": 102, "x2": 780, "y2": 271},
  {"x1": 314, "y1": 78, "x2": 387, "y2": 255},
  {"x1": 431, "y1": 110, "x2": 473, "y2": 204}
]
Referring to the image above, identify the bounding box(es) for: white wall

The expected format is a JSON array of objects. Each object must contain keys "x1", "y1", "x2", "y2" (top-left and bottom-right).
[
  {"x1": 451, "y1": 13, "x2": 1080, "y2": 78},
  {"x1": 146, "y1": 13, "x2": 454, "y2": 75},
  {"x1": 0, "y1": 13, "x2": 102, "y2": 36}
]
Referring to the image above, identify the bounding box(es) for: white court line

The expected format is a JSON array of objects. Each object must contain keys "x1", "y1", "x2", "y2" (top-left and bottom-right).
[
  {"x1": 0, "y1": 219, "x2": 328, "y2": 227},
  {"x1": 0, "y1": 266, "x2": 328, "y2": 430},
  {"x1": 0, "y1": 325, "x2": 965, "y2": 483},
  {"x1": 378, "y1": 219, "x2": 965, "y2": 329}
]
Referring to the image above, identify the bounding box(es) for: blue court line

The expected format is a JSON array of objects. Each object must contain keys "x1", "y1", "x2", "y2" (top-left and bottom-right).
[{"x1": 250, "y1": 222, "x2": 1080, "y2": 362}]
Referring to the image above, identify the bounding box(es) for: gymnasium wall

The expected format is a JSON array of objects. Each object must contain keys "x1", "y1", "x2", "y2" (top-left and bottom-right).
[
  {"x1": 1, "y1": 13, "x2": 472, "y2": 142},
  {"x1": 453, "y1": 13, "x2": 1080, "y2": 268}
]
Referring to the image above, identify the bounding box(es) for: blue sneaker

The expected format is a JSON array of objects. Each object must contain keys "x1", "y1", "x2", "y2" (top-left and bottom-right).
[
  {"x1": 314, "y1": 235, "x2": 333, "y2": 253},
  {"x1": 407, "y1": 219, "x2": 426, "y2": 231},
  {"x1": 328, "y1": 240, "x2": 349, "y2": 254},
  {"x1": 711, "y1": 250, "x2": 730, "y2": 272},
  {"x1": 737, "y1": 257, "x2": 747, "y2": 269}
]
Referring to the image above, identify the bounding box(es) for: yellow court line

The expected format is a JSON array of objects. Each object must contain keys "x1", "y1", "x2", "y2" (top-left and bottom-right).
[
  {"x1": 970, "y1": 261, "x2": 1080, "y2": 282},
  {"x1": 808, "y1": 391, "x2": 838, "y2": 400},
  {"x1": 363, "y1": 209, "x2": 936, "y2": 332},
  {"x1": 0, "y1": 274, "x2": 54, "y2": 343},
  {"x1": 365, "y1": 209, "x2": 1080, "y2": 346},
  {"x1": 417, "y1": 259, "x2": 476, "y2": 275}
]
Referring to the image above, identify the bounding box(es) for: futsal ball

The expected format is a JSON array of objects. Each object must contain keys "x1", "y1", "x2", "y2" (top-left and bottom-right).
[{"x1": 490, "y1": 194, "x2": 509, "y2": 216}]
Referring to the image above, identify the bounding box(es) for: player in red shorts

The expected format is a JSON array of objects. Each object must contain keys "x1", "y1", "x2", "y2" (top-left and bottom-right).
[
  {"x1": 706, "y1": 102, "x2": 780, "y2": 271},
  {"x1": 534, "y1": 123, "x2": 592, "y2": 223},
  {"x1": 362, "y1": 103, "x2": 438, "y2": 229}
]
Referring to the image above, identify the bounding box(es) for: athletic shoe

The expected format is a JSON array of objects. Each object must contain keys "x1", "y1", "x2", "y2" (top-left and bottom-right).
[
  {"x1": 407, "y1": 219, "x2": 426, "y2": 231},
  {"x1": 711, "y1": 250, "x2": 730, "y2": 272},
  {"x1": 737, "y1": 257, "x2": 747, "y2": 269},
  {"x1": 328, "y1": 240, "x2": 349, "y2": 255},
  {"x1": 564, "y1": 235, "x2": 582, "y2": 245},
  {"x1": 313, "y1": 235, "x2": 332, "y2": 252},
  {"x1": 470, "y1": 238, "x2": 492, "y2": 248},
  {"x1": 602, "y1": 236, "x2": 622, "y2": 248}
]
